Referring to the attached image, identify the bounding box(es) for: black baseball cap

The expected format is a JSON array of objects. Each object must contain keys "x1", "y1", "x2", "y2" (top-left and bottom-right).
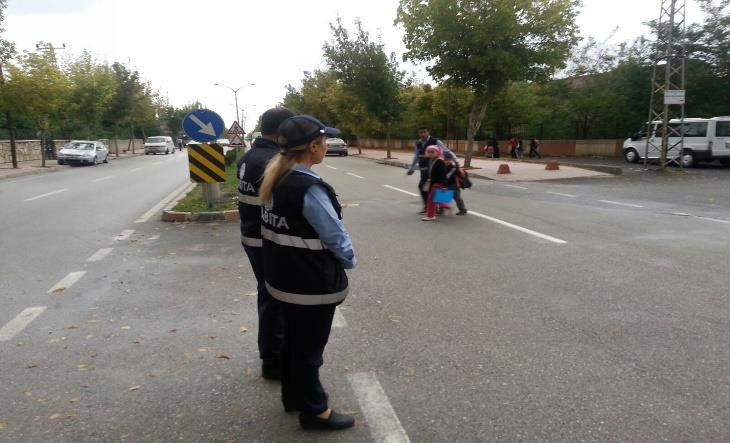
[
  {"x1": 261, "y1": 107, "x2": 294, "y2": 135},
  {"x1": 277, "y1": 115, "x2": 340, "y2": 150}
]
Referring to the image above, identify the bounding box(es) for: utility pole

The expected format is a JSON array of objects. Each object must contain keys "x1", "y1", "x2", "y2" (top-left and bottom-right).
[
  {"x1": 213, "y1": 82, "x2": 255, "y2": 125},
  {"x1": 35, "y1": 42, "x2": 65, "y2": 167},
  {"x1": 644, "y1": 0, "x2": 686, "y2": 171}
]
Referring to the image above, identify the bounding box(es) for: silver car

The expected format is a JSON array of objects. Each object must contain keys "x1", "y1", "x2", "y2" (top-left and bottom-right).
[
  {"x1": 325, "y1": 138, "x2": 348, "y2": 156},
  {"x1": 57, "y1": 140, "x2": 109, "y2": 166}
]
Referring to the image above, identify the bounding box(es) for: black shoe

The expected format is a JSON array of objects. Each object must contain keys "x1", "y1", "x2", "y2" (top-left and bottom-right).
[
  {"x1": 457, "y1": 210, "x2": 468, "y2": 216},
  {"x1": 261, "y1": 363, "x2": 281, "y2": 381},
  {"x1": 299, "y1": 410, "x2": 355, "y2": 430},
  {"x1": 418, "y1": 208, "x2": 426, "y2": 214}
]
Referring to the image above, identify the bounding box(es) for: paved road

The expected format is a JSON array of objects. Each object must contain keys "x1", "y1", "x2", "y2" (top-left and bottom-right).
[{"x1": 1, "y1": 154, "x2": 729, "y2": 441}]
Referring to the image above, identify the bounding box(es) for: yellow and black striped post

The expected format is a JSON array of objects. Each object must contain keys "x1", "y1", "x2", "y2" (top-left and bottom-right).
[{"x1": 187, "y1": 143, "x2": 226, "y2": 183}]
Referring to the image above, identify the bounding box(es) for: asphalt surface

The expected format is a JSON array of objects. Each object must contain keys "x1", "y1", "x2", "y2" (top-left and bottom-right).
[{"x1": 1, "y1": 153, "x2": 729, "y2": 441}]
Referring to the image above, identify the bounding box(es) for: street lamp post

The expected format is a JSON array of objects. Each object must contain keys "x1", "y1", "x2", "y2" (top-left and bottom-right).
[{"x1": 214, "y1": 82, "x2": 255, "y2": 124}]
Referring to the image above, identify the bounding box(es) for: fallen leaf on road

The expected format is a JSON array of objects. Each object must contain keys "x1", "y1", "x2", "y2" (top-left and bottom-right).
[
  {"x1": 216, "y1": 353, "x2": 230, "y2": 360},
  {"x1": 69, "y1": 397, "x2": 81, "y2": 403},
  {"x1": 24, "y1": 391, "x2": 32, "y2": 397},
  {"x1": 120, "y1": 326, "x2": 131, "y2": 330},
  {"x1": 207, "y1": 336, "x2": 217, "y2": 340},
  {"x1": 342, "y1": 411, "x2": 359, "y2": 416},
  {"x1": 239, "y1": 326, "x2": 248, "y2": 333},
  {"x1": 169, "y1": 329, "x2": 178, "y2": 333},
  {"x1": 77, "y1": 364, "x2": 88, "y2": 371},
  {"x1": 66, "y1": 412, "x2": 78, "y2": 418},
  {"x1": 245, "y1": 367, "x2": 253, "y2": 376},
  {"x1": 49, "y1": 413, "x2": 62, "y2": 420},
  {"x1": 66, "y1": 325, "x2": 78, "y2": 330},
  {"x1": 197, "y1": 348, "x2": 208, "y2": 352},
  {"x1": 133, "y1": 337, "x2": 144, "y2": 344},
  {"x1": 52, "y1": 287, "x2": 66, "y2": 293},
  {"x1": 87, "y1": 320, "x2": 99, "y2": 324},
  {"x1": 0, "y1": 421, "x2": 7, "y2": 430},
  {"x1": 48, "y1": 338, "x2": 61, "y2": 344},
  {"x1": 26, "y1": 363, "x2": 38, "y2": 369},
  {"x1": 128, "y1": 385, "x2": 141, "y2": 391}
]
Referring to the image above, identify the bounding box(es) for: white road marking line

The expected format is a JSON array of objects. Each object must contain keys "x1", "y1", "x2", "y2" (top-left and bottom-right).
[
  {"x1": 696, "y1": 216, "x2": 730, "y2": 225},
  {"x1": 325, "y1": 165, "x2": 338, "y2": 170},
  {"x1": 384, "y1": 185, "x2": 419, "y2": 197},
  {"x1": 348, "y1": 372, "x2": 410, "y2": 443},
  {"x1": 547, "y1": 191, "x2": 577, "y2": 198},
  {"x1": 24, "y1": 188, "x2": 68, "y2": 202},
  {"x1": 114, "y1": 229, "x2": 135, "y2": 241},
  {"x1": 502, "y1": 184, "x2": 529, "y2": 190},
  {"x1": 47, "y1": 271, "x2": 87, "y2": 294},
  {"x1": 86, "y1": 247, "x2": 113, "y2": 262},
  {"x1": 131, "y1": 167, "x2": 143, "y2": 172},
  {"x1": 92, "y1": 175, "x2": 115, "y2": 183},
  {"x1": 468, "y1": 210, "x2": 567, "y2": 244},
  {"x1": 599, "y1": 199, "x2": 644, "y2": 208},
  {"x1": 347, "y1": 172, "x2": 365, "y2": 179},
  {"x1": 135, "y1": 182, "x2": 192, "y2": 223},
  {"x1": 148, "y1": 235, "x2": 160, "y2": 240},
  {"x1": 332, "y1": 308, "x2": 347, "y2": 328},
  {"x1": 0, "y1": 307, "x2": 47, "y2": 342},
  {"x1": 342, "y1": 203, "x2": 360, "y2": 208}
]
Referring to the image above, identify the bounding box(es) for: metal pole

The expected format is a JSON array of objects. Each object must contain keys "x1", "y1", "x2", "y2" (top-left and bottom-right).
[{"x1": 234, "y1": 90, "x2": 240, "y2": 124}]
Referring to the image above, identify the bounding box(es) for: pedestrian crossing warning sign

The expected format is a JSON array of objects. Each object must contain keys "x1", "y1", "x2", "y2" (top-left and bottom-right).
[
  {"x1": 227, "y1": 121, "x2": 245, "y2": 135},
  {"x1": 187, "y1": 143, "x2": 226, "y2": 183}
]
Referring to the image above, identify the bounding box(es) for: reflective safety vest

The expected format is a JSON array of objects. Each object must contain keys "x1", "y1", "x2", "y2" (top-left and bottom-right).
[
  {"x1": 237, "y1": 139, "x2": 280, "y2": 248},
  {"x1": 261, "y1": 171, "x2": 348, "y2": 305}
]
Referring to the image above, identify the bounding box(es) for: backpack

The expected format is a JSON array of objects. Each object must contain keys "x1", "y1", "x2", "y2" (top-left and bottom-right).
[{"x1": 456, "y1": 167, "x2": 472, "y2": 189}]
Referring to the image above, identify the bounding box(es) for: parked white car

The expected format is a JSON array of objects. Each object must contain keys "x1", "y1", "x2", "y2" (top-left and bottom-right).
[
  {"x1": 623, "y1": 116, "x2": 730, "y2": 167},
  {"x1": 144, "y1": 136, "x2": 176, "y2": 155},
  {"x1": 57, "y1": 140, "x2": 109, "y2": 166},
  {"x1": 325, "y1": 138, "x2": 348, "y2": 156}
]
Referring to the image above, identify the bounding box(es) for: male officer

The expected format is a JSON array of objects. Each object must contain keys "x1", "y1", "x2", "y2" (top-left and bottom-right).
[
  {"x1": 406, "y1": 126, "x2": 459, "y2": 213},
  {"x1": 237, "y1": 107, "x2": 294, "y2": 380}
]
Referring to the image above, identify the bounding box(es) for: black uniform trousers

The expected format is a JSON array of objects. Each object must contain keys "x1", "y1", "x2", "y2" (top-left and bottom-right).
[
  {"x1": 281, "y1": 302, "x2": 336, "y2": 415},
  {"x1": 418, "y1": 168, "x2": 429, "y2": 207},
  {"x1": 243, "y1": 245, "x2": 285, "y2": 369}
]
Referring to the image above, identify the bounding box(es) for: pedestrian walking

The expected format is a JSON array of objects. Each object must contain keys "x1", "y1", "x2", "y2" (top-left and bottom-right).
[
  {"x1": 258, "y1": 114, "x2": 356, "y2": 431},
  {"x1": 445, "y1": 156, "x2": 467, "y2": 215},
  {"x1": 407, "y1": 126, "x2": 458, "y2": 213},
  {"x1": 508, "y1": 136, "x2": 519, "y2": 159},
  {"x1": 422, "y1": 146, "x2": 448, "y2": 221},
  {"x1": 529, "y1": 137, "x2": 542, "y2": 159},
  {"x1": 237, "y1": 107, "x2": 295, "y2": 381}
]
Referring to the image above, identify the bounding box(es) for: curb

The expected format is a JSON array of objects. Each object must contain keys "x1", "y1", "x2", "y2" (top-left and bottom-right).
[{"x1": 160, "y1": 183, "x2": 239, "y2": 223}]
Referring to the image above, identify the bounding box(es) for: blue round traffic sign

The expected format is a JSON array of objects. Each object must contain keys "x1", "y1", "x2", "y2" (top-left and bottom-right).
[{"x1": 182, "y1": 109, "x2": 225, "y2": 142}]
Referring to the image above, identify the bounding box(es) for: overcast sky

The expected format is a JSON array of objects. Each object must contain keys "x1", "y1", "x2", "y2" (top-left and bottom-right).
[{"x1": 6, "y1": 0, "x2": 704, "y2": 132}]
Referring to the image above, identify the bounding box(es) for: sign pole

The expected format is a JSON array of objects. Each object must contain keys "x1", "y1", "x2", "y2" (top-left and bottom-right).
[{"x1": 201, "y1": 183, "x2": 221, "y2": 208}]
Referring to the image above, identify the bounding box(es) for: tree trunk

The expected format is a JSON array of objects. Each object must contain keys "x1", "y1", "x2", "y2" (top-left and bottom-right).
[
  {"x1": 6, "y1": 111, "x2": 18, "y2": 169},
  {"x1": 385, "y1": 125, "x2": 392, "y2": 159},
  {"x1": 113, "y1": 123, "x2": 119, "y2": 158},
  {"x1": 464, "y1": 99, "x2": 489, "y2": 168}
]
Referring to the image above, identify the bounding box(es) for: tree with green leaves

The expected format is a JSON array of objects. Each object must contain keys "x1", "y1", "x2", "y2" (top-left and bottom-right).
[
  {"x1": 324, "y1": 18, "x2": 405, "y2": 158},
  {"x1": 65, "y1": 51, "x2": 117, "y2": 139},
  {"x1": 396, "y1": 0, "x2": 581, "y2": 166},
  {"x1": 0, "y1": 0, "x2": 18, "y2": 167}
]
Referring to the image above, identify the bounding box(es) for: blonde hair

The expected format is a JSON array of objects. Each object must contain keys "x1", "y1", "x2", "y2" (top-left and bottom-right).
[{"x1": 259, "y1": 148, "x2": 309, "y2": 204}]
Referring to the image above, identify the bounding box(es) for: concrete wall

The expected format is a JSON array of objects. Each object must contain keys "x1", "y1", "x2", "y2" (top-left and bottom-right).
[
  {"x1": 353, "y1": 138, "x2": 624, "y2": 157},
  {"x1": 0, "y1": 139, "x2": 144, "y2": 164}
]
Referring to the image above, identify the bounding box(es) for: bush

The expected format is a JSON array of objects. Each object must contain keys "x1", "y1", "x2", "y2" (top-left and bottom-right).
[{"x1": 224, "y1": 148, "x2": 239, "y2": 166}]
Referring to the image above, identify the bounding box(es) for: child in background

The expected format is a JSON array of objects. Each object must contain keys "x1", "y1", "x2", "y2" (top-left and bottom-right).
[
  {"x1": 445, "y1": 156, "x2": 468, "y2": 215},
  {"x1": 422, "y1": 146, "x2": 447, "y2": 221}
]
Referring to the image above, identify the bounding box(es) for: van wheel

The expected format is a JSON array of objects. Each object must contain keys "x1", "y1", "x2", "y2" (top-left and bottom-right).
[
  {"x1": 165, "y1": 149, "x2": 169, "y2": 155},
  {"x1": 624, "y1": 148, "x2": 639, "y2": 163},
  {"x1": 681, "y1": 151, "x2": 695, "y2": 168}
]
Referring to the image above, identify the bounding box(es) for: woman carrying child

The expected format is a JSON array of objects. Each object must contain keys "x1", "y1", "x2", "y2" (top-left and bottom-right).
[{"x1": 422, "y1": 146, "x2": 448, "y2": 221}]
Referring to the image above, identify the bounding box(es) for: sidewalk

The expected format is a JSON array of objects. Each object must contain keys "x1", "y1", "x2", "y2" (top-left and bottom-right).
[
  {"x1": 0, "y1": 150, "x2": 145, "y2": 181},
  {"x1": 351, "y1": 148, "x2": 613, "y2": 182}
]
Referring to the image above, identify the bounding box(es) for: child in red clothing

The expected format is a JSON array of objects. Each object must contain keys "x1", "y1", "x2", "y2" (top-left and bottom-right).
[{"x1": 421, "y1": 146, "x2": 448, "y2": 221}]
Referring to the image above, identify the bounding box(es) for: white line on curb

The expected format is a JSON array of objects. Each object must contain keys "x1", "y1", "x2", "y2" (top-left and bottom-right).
[
  {"x1": 135, "y1": 182, "x2": 193, "y2": 223},
  {"x1": 502, "y1": 184, "x2": 529, "y2": 190},
  {"x1": 86, "y1": 248, "x2": 113, "y2": 262},
  {"x1": 332, "y1": 308, "x2": 347, "y2": 328},
  {"x1": 347, "y1": 172, "x2": 365, "y2": 179},
  {"x1": 348, "y1": 372, "x2": 410, "y2": 443},
  {"x1": 114, "y1": 229, "x2": 135, "y2": 241},
  {"x1": 92, "y1": 175, "x2": 115, "y2": 183},
  {"x1": 547, "y1": 191, "x2": 577, "y2": 198},
  {"x1": 384, "y1": 185, "x2": 419, "y2": 197},
  {"x1": 599, "y1": 199, "x2": 644, "y2": 208},
  {"x1": 325, "y1": 165, "x2": 338, "y2": 170},
  {"x1": 24, "y1": 188, "x2": 68, "y2": 202},
  {"x1": 47, "y1": 271, "x2": 87, "y2": 294},
  {"x1": 0, "y1": 307, "x2": 47, "y2": 342},
  {"x1": 468, "y1": 210, "x2": 567, "y2": 244}
]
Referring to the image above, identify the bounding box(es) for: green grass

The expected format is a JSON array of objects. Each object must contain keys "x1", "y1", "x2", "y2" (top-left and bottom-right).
[{"x1": 173, "y1": 149, "x2": 242, "y2": 212}]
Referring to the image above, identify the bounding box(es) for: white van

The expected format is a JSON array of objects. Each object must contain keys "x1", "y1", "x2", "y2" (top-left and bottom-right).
[
  {"x1": 623, "y1": 117, "x2": 730, "y2": 167},
  {"x1": 144, "y1": 136, "x2": 176, "y2": 155}
]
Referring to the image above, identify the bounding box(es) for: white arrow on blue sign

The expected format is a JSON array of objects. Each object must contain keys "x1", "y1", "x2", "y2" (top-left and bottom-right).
[{"x1": 183, "y1": 109, "x2": 225, "y2": 142}]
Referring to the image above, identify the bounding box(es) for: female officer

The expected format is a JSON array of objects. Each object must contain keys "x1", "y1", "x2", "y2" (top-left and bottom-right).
[{"x1": 258, "y1": 115, "x2": 356, "y2": 431}]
